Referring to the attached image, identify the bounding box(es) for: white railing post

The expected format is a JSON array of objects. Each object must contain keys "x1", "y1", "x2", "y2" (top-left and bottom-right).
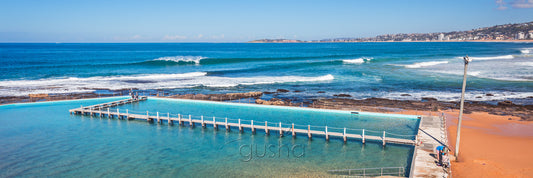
[
  {"x1": 279, "y1": 122, "x2": 283, "y2": 137},
  {"x1": 325, "y1": 126, "x2": 329, "y2": 141},
  {"x1": 126, "y1": 109, "x2": 129, "y2": 119},
  {"x1": 157, "y1": 112, "x2": 160, "y2": 124},
  {"x1": 201, "y1": 115, "x2": 205, "y2": 127},
  {"x1": 225, "y1": 117, "x2": 229, "y2": 130},
  {"x1": 146, "y1": 111, "x2": 150, "y2": 122},
  {"x1": 265, "y1": 121, "x2": 269, "y2": 135},
  {"x1": 383, "y1": 131, "x2": 386, "y2": 146},
  {"x1": 251, "y1": 120, "x2": 255, "y2": 134},
  {"x1": 238, "y1": 119, "x2": 242, "y2": 132},
  {"x1": 343, "y1": 127, "x2": 347, "y2": 143},
  {"x1": 117, "y1": 109, "x2": 120, "y2": 119},
  {"x1": 292, "y1": 123, "x2": 295, "y2": 137},
  {"x1": 213, "y1": 116, "x2": 217, "y2": 129},
  {"x1": 189, "y1": 114, "x2": 193, "y2": 127},
  {"x1": 107, "y1": 108, "x2": 110, "y2": 118},
  {"x1": 168, "y1": 112, "x2": 172, "y2": 125},
  {"x1": 308, "y1": 125, "x2": 311, "y2": 139},
  {"x1": 362, "y1": 129, "x2": 365, "y2": 144}
]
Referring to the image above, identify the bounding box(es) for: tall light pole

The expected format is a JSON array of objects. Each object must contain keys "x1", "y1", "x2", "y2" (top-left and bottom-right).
[{"x1": 455, "y1": 55, "x2": 472, "y2": 160}]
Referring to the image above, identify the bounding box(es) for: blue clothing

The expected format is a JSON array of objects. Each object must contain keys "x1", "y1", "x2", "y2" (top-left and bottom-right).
[{"x1": 436, "y1": 146, "x2": 445, "y2": 151}]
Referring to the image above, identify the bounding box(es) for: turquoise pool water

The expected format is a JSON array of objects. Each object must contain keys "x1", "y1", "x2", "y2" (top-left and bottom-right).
[{"x1": 0, "y1": 97, "x2": 418, "y2": 177}]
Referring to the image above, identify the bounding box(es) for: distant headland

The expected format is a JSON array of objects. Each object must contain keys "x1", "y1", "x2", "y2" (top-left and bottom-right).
[{"x1": 249, "y1": 21, "x2": 533, "y2": 43}]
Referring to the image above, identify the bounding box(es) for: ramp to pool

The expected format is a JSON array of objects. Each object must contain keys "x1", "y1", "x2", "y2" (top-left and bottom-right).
[{"x1": 69, "y1": 97, "x2": 417, "y2": 146}]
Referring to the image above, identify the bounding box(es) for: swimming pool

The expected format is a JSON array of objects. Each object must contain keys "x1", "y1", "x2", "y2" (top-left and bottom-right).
[
  {"x1": 111, "y1": 97, "x2": 420, "y2": 140},
  {"x1": 0, "y1": 97, "x2": 418, "y2": 177}
]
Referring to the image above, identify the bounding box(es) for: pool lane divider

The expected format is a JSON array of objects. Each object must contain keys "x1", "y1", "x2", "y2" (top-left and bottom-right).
[{"x1": 69, "y1": 97, "x2": 417, "y2": 146}]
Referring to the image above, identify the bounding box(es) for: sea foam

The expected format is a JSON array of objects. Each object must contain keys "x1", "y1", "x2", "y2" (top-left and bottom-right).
[
  {"x1": 404, "y1": 61, "x2": 448, "y2": 68},
  {"x1": 467, "y1": 55, "x2": 514, "y2": 61},
  {"x1": 0, "y1": 73, "x2": 334, "y2": 96},
  {"x1": 152, "y1": 56, "x2": 207, "y2": 64}
]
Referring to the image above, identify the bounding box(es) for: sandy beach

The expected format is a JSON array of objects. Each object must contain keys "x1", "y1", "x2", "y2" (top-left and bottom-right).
[
  {"x1": 445, "y1": 111, "x2": 533, "y2": 177},
  {"x1": 390, "y1": 109, "x2": 533, "y2": 177}
]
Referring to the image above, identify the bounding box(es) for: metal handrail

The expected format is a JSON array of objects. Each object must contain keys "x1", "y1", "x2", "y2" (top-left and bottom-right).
[{"x1": 328, "y1": 167, "x2": 405, "y2": 177}]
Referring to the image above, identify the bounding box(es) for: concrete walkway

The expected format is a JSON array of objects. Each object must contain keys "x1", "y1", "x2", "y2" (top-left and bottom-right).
[{"x1": 410, "y1": 115, "x2": 450, "y2": 178}]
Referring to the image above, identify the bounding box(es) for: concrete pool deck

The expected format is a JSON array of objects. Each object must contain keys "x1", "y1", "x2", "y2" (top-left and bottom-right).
[{"x1": 410, "y1": 115, "x2": 450, "y2": 178}]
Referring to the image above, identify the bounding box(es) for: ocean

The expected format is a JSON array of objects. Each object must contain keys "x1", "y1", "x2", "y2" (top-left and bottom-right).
[{"x1": 1, "y1": 42, "x2": 532, "y2": 104}]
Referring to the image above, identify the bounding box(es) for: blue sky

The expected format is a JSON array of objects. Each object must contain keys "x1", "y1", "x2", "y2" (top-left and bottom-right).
[{"x1": 0, "y1": 0, "x2": 532, "y2": 42}]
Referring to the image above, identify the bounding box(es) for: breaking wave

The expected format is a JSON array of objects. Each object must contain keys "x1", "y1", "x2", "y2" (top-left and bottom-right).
[
  {"x1": 0, "y1": 73, "x2": 334, "y2": 96},
  {"x1": 150, "y1": 56, "x2": 207, "y2": 65},
  {"x1": 466, "y1": 55, "x2": 514, "y2": 61},
  {"x1": 403, "y1": 61, "x2": 448, "y2": 68},
  {"x1": 342, "y1": 57, "x2": 373, "y2": 64}
]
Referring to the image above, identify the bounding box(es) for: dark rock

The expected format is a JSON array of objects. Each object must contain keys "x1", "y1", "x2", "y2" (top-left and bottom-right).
[
  {"x1": 263, "y1": 91, "x2": 275, "y2": 94},
  {"x1": 270, "y1": 98, "x2": 282, "y2": 102},
  {"x1": 276, "y1": 89, "x2": 290, "y2": 93},
  {"x1": 294, "y1": 90, "x2": 302, "y2": 93},
  {"x1": 476, "y1": 96, "x2": 482, "y2": 98},
  {"x1": 527, "y1": 96, "x2": 533, "y2": 98},
  {"x1": 497, "y1": 100, "x2": 514, "y2": 106},
  {"x1": 334, "y1": 94, "x2": 352, "y2": 97},
  {"x1": 422, "y1": 97, "x2": 438, "y2": 102},
  {"x1": 486, "y1": 93, "x2": 494, "y2": 96},
  {"x1": 317, "y1": 91, "x2": 325, "y2": 93},
  {"x1": 401, "y1": 94, "x2": 411, "y2": 96}
]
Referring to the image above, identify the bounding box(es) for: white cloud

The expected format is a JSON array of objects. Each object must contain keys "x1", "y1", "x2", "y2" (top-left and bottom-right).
[
  {"x1": 496, "y1": 0, "x2": 508, "y2": 10},
  {"x1": 496, "y1": 0, "x2": 533, "y2": 9},
  {"x1": 197, "y1": 34, "x2": 204, "y2": 38},
  {"x1": 162, "y1": 35, "x2": 187, "y2": 40},
  {"x1": 511, "y1": 0, "x2": 533, "y2": 8}
]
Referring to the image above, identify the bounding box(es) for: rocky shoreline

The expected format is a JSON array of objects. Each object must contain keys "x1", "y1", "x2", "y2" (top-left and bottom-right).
[
  {"x1": 2, "y1": 91, "x2": 531, "y2": 121},
  {"x1": 165, "y1": 91, "x2": 532, "y2": 121}
]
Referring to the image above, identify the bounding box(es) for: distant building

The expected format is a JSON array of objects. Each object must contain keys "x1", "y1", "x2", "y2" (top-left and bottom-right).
[
  {"x1": 444, "y1": 36, "x2": 450, "y2": 41},
  {"x1": 438, "y1": 33, "x2": 445, "y2": 41},
  {"x1": 528, "y1": 30, "x2": 533, "y2": 39},
  {"x1": 516, "y1": 32, "x2": 525, "y2": 40}
]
